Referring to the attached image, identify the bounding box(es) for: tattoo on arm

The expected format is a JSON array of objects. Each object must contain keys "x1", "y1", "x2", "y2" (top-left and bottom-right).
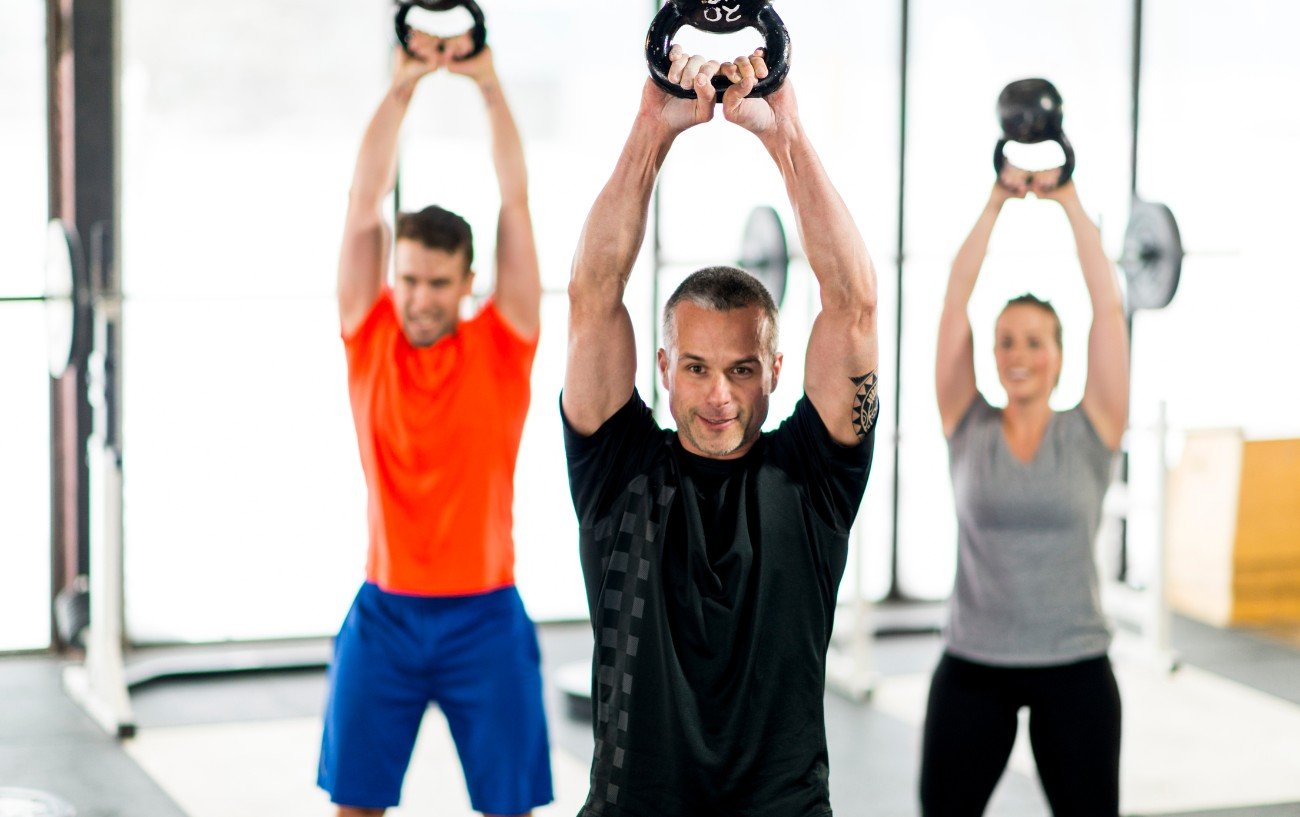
[{"x1": 850, "y1": 371, "x2": 880, "y2": 439}]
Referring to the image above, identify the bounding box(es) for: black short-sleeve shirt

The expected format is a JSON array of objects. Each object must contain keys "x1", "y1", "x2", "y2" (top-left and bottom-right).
[{"x1": 562, "y1": 390, "x2": 876, "y2": 817}]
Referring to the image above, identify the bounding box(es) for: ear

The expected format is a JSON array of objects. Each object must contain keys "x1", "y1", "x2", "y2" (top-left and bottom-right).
[
  {"x1": 768, "y1": 352, "x2": 784, "y2": 394},
  {"x1": 657, "y1": 348, "x2": 670, "y2": 391}
]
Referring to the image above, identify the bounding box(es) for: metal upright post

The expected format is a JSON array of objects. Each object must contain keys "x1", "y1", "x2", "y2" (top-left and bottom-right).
[{"x1": 885, "y1": 0, "x2": 910, "y2": 601}]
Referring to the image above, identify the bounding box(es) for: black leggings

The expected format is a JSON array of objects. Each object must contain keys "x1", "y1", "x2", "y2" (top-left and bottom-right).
[{"x1": 919, "y1": 652, "x2": 1121, "y2": 817}]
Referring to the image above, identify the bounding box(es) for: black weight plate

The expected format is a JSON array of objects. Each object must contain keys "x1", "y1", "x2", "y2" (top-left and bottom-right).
[
  {"x1": 738, "y1": 205, "x2": 788, "y2": 306},
  {"x1": 1121, "y1": 199, "x2": 1183, "y2": 313}
]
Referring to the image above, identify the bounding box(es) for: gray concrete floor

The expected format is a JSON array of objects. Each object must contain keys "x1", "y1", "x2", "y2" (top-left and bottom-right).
[{"x1": 2, "y1": 615, "x2": 1299, "y2": 817}]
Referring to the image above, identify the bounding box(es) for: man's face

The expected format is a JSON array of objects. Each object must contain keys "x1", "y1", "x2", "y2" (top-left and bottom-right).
[
  {"x1": 658, "y1": 302, "x2": 782, "y2": 460},
  {"x1": 392, "y1": 240, "x2": 474, "y2": 348}
]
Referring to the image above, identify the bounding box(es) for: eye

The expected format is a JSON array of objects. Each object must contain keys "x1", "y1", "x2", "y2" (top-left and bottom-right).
[
  {"x1": 686, "y1": 364, "x2": 704, "y2": 375},
  {"x1": 1028, "y1": 337, "x2": 1041, "y2": 349},
  {"x1": 732, "y1": 366, "x2": 753, "y2": 377}
]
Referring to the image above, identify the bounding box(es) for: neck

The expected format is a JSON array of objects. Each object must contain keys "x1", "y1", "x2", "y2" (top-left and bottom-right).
[{"x1": 1002, "y1": 395, "x2": 1053, "y2": 431}]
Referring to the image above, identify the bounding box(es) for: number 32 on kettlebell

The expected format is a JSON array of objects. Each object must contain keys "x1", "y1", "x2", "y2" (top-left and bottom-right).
[{"x1": 646, "y1": 0, "x2": 792, "y2": 100}]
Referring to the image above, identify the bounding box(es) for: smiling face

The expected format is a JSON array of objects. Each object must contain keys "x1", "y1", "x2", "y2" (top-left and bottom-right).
[
  {"x1": 392, "y1": 239, "x2": 474, "y2": 348},
  {"x1": 994, "y1": 302, "x2": 1063, "y2": 405},
  {"x1": 658, "y1": 302, "x2": 783, "y2": 460}
]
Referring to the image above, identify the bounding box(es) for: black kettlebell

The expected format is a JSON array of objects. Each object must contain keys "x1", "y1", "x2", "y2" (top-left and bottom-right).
[
  {"x1": 993, "y1": 77, "x2": 1075, "y2": 188},
  {"x1": 396, "y1": 0, "x2": 488, "y2": 61},
  {"x1": 646, "y1": 0, "x2": 792, "y2": 101}
]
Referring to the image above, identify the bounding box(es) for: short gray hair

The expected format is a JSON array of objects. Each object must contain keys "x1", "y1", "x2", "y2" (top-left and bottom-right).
[{"x1": 662, "y1": 266, "x2": 779, "y2": 358}]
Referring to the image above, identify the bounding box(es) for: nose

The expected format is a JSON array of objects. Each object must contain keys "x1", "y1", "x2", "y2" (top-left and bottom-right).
[
  {"x1": 411, "y1": 283, "x2": 437, "y2": 312},
  {"x1": 706, "y1": 372, "x2": 733, "y2": 407}
]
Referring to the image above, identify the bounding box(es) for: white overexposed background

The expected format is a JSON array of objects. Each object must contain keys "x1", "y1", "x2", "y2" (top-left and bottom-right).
[{"x1": 3, "y1": 0, "x2": 1300, "y2": 648}]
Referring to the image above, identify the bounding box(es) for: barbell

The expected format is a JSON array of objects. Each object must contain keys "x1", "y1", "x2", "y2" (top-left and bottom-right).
[
  {"x1": 12, "y1": 198, "x2": 1180, "y2": 388},
  {"x1": 395, "y1": 0, "x2": 488, "y2": 61},
  {"x1": 646, "y1": 0, "x2": 792, "y2": 101},
  {"x1": 719, "y1": 198, "x2": 1184, "y2": 318}
]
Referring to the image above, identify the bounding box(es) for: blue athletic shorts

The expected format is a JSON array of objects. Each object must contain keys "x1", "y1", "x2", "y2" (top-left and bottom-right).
[{"x1": 317, "y1": 583, "x2": 553, "y2": 813}]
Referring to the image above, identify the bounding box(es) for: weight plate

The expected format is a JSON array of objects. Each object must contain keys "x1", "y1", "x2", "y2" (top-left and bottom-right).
[
  {"x1": 44, "y1": 220, "x2": 81, "y2": 379},
  {"x1": 0, "y1": 788, "x2": 76, "y2": 817},
  {"x1": 1121, "y1": 199, "x2": 1183, "y2": 314},
  {"x1": 738, "y1": 205, "x2": 788, "y2": 306}
]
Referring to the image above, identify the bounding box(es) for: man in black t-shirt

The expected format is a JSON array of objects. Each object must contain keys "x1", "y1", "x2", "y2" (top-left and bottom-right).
[{"x1": 562, "y1": 47, "x2": 881, "y2": 817}]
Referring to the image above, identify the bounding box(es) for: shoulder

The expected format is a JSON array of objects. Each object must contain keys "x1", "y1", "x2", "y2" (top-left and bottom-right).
[
  {"x1": 1060, "y1": 403, "x2": 1116, "y2": 458},
  {"x1": 467, "y1": 299, "x2": 539, "y2": 349},
  {"x1": 343, "y1": 289, "x2": 399, "y2": 364},
  {"x1": 563, "y1": 389, "x2": 659, "y2": 449},
  {"x1": 949, "y1": 392, "x2": 998, "y2": 439},
  {"x1": 769, "y1": 394, "x2": 875, "y2": 467},
  {"x1": 343, "y1": 289, "x2": 396, "y2": 338},
  {"x1": 562, "y1": 390, "x2": 670, "y2": 522}
]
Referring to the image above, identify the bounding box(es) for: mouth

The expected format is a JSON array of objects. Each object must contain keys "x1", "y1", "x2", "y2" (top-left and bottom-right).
[
  {"x1": 407, "y1": 314, "x2": 441, "y2": 332},
  {"x1": 1006, "y1": 367, "x2": 1031, "y2": 382},
  {"x1": 696, "y1": 415, "x2": 738, "y2": 430}
]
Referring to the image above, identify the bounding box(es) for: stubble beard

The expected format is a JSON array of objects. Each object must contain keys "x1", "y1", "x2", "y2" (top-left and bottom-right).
[{"x1": 681, "y1": 409, "x2": 753, "y2": 458}]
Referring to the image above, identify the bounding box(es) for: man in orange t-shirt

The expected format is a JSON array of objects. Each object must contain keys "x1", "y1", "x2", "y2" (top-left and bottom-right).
[{"x1": 317, "y1": 31, "x2": 551, "y2": 817}]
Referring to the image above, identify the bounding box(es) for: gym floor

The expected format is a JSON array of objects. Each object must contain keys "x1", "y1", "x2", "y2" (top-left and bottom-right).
[{"x1": 2, "y1": 613, "x2": 1299, "y2": 817}]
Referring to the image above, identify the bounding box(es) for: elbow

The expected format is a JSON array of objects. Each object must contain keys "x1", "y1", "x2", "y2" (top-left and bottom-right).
[
  {"x1": 567, "y1": 274, "x2": 602, "y2": 314},
  {"x1": 568, "y1": 267, "x2": 626, "y2": 318},
  {"x1": 822, "y1": 276, "x2": 878, "y2": 319}
]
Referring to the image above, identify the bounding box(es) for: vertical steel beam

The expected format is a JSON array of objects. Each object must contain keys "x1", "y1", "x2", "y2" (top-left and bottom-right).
[
  {"x1": 886, "y1": 0, "x2": 910, "y2": 600},
  {"x1": 47, "y1": 0, "x2": 118, "y2": 649}
]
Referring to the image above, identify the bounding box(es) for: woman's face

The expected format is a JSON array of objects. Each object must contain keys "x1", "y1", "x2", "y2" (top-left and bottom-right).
[{"x1": 994, "y1": 304, "x2": 1063, "y2": 404}]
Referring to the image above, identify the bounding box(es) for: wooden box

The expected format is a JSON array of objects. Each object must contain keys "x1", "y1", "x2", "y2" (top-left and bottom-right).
[{"x1": 1166, "y1": 430, "x2": 1300, "y2": 626}]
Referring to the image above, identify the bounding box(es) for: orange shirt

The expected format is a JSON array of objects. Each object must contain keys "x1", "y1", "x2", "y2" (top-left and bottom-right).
[{"x1": 344, "y1": 290, "x2": 537, "y2": 596}]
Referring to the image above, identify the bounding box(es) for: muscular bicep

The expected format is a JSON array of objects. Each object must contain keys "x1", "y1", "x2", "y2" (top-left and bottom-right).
[
  {"x1": 338, "y1": 204, "x2": 389, "y2": 336},
  {"x1": 804, "y1": 306, "x2": 880, "y2": 447},
  {"x1": 562, "y1": 291, "x2": 637, "y2": 436}
]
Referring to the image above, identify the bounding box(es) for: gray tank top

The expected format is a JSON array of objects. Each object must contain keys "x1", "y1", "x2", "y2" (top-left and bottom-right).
[{"x1": 945, "y1": 394, "x2": 1116, "y2": 666}]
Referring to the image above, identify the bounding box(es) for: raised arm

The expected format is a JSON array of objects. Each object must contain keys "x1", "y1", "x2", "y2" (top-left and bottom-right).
[
  {"x1": 337, "y1": 36, "x2": 446, "y2": 335},
  {"x1": 562, "y1": 50, "x2": 721, "y2": 435},
  {"x1": 1036, "y1": 179, "x2": 1129, "y2": 449},
  {"x1": 936, "y1": 183, "x2": 1017, "y2": 436},
  {"x1": 449, "y1": 48, "x2": 540, "y2": 337},
  {"x1": 720, "y1": 56, "x2": 878, "y2": 446}
]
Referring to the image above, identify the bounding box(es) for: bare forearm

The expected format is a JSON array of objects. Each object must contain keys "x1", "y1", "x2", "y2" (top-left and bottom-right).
[
  {"x1": 1061, "y1": 198, "x2": 1124, "y2": 314},
  {"x1": 350, "y1": 83, "x2": 416, "y2": 209},
  {"x1": 571, "y1": 121, "x2": 673, "y2": 301},
  {"x1": 477, "y1": 74, "x2": 528, "y2": 206},
  {"x1": 762, "y1": 122, "x2": 875, "y2": 311},
  {"x1": 946, "y1": 194, "x2": 1004, "y2": 312}
]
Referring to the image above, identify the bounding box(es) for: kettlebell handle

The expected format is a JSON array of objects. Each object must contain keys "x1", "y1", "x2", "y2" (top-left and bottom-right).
[
  {"x1": 993, "y1": 133, "x2": 1076, "y2": 190},
  {"x1": 395, "y1": 0, "x2": 488, "y2": 61},
  {"x1": 646, "y1": 1, "x2": 792, "y2": 100}
]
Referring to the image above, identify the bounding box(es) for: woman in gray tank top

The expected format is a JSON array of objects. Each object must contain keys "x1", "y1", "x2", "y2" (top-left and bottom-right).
[{"x1": 920, "y1": 170, "x2": 1130, "y2": 816}]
